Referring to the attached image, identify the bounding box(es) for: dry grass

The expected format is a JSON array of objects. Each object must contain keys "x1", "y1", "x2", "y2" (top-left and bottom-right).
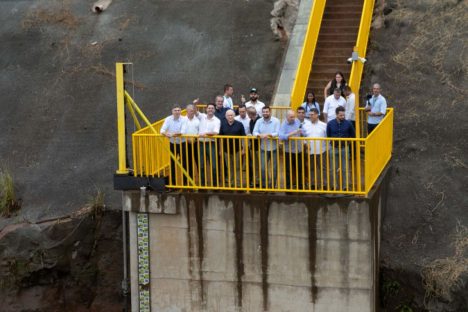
[
  {"x1": 88, "y1": 188, "x2": 105, "y2": 219},
  {"x1": 422, "y1": 223, "x2": 468, "y2": 302},
  {"x1": 22, "y1": 9, "x2": 80, "y2": 30},
  {"x1": 390, "y1": 0, "x2": 467, "y2": 95},
  {"x1": 0, "y1": 169, "x2": 21, "y2": 218}
]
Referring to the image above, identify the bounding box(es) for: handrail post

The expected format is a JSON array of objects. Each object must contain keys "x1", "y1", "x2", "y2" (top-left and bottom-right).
[{"x1": 116, "y1": 62, "x2": 129, "y2": 174}]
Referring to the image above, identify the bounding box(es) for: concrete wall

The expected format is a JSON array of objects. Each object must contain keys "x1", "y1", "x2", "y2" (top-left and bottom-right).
[{"x1": 124, "y1": 184, "x2": 386, "y2": 312}]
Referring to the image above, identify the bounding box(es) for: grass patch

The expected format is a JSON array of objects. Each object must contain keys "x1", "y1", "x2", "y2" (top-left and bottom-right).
[
  {"x1": 88, "y1": 188, "x2": 105, "y2": 219},
  {"x1": 0, "y1": 169, "x2": 21, "y2": 218}
]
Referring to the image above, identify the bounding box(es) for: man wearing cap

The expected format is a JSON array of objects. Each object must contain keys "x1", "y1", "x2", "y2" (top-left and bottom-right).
[{"x1": 245, "y1": 88, "x2": 265, "y2": 117}]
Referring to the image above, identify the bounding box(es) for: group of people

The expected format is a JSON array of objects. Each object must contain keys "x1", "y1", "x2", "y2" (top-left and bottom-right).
[{"x1": 159, "y1": 79, "x2": 387, "y2": 191}]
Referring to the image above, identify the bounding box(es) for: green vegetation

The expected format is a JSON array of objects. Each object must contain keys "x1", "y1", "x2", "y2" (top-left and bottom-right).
[{"x1": 0, "y1": 169, "x2": 21, "y2": 217}]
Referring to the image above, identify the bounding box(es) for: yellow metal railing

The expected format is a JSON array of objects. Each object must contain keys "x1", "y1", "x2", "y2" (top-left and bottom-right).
[
  {"x1": 289, "y1": 0, "x2": 326, "y2": 110},
  {"x1": 364, "y1": 108, "x2": 393, "y2": 193},
  {"x1": 131, "y1": 108, "x2": 393, "y2": 195},
  {"x1": 133, "y1": 135, "x2": 367, "y2": 194},
  {"x1": 348, "y1": 0, "x2": 375, "y2": 139}
]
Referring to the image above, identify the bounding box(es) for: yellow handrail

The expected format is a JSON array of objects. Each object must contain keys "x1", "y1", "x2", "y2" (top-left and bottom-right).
[
  {"x1": 289, "y1": 0, "x2": 327, "y2": 110},
  {"x1": 348, "y1": 0, "x2": 376, "y2": 139},
  {"x1": 364, "y1": 108, "x2": 393, "y2": 193}
]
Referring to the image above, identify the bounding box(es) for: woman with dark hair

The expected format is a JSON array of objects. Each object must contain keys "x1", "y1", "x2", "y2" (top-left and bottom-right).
[
  {"x1": 301, "y1": 91, "x2": 321, "y2": 118},
  {"x1": 323, "y1": 71, "x2": 347, "y2": 99}
]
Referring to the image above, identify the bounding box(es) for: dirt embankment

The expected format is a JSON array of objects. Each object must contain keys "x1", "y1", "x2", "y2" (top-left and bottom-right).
[
  {"x1": 0, "y1": 209, "x2": 124, "y2": 312},
  {"x1": 364, "y1": 0, "x2": 468, "y2": 310}
]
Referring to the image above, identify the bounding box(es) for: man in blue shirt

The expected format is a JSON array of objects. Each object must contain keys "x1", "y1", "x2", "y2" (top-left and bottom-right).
[
  {"x1": 253, "y1": 106, "x2": 280, "y2": 188},
  {"x1": 327, "y1": 106, "x2": 355, "y2": 191},
  {"x1": 279, "y1": 110, "x2": 304, "y2": 189},
  {"x1": 365, "y1": 83, "x2": 387, "y2": 134}
]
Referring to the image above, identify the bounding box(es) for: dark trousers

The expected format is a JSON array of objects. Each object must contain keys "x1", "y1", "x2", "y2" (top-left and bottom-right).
[
  {"x1": 181, "y1": 142, "x2": 198, "y2": 185},
  {"x1": 367, "y1": 123, "x2": 378, "y2": 134},
  {"x1": 198, "y1": 141, "x2": 218, "y2": 187},
  {"x1": 284, "y1": 152, "x2": 303, "y2": 189},
  {"x1": 350, "y1": 120, "x2": 356, "y2": 134},
  {"x1": 169, "y1": 143, "x2": 182, "y2": 185},
  {"x1": 309, "y1": 152, "x2": 326, "y2": 189},
  {"x1": 248, "y1": 145, "x2": 260, "y2": 187}
]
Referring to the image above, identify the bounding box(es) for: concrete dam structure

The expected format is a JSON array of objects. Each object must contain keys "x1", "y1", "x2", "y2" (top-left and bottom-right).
[
  {"x1": 113, "y1": 0, "x2": 393, "y2": 310},
  {"x1": 123, "y1": 171, "x2": 388, "y2": 311}
]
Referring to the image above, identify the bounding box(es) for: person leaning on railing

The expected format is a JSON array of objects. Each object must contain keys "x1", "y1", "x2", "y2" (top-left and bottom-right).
[
  {"x1": 326, "y1": 106, "x2": 355, "y2": 191},
  {"x1": 302, "y1": 108, "x2": 328, "y2": 189},
  {"x1": 252, "y1": 106, "x2": 280, "y2": 189},
  {"x1": 219, "y1": 109, "x2": 246, "y2": 187},
  {"x1": 160, "y1": 105, "x2": 186, "y2": 185},
  {"x1": 365, "y1": 83, "x2": 387, "y2": 134},
  {"x1": 180, "y1": 103, "x2": 201, "y2": 185},
  {"x1": 196, "y1": 103, "x2": 221, "y2": 187},
  {"x1": 279, "y1": 109, "x2": 304, "y2": 189}
]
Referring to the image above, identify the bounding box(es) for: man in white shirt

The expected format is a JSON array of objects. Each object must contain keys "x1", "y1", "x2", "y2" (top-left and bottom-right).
[
  {"x1": 296, "y1": 106, "x2": 312, "y2": 128},
  {"x1": 234, "y1": 105, "x2": 251, "y2": 135},
  {"x1": 343, "y1": 86, "x2": 356, "y2": 131},
  {"x1": 197, "y1": 103, "x2": 221, "y2": 187},
  {"x1": 253, "y1": 106, "x2": 280, "y2": 188},
  {"x1": 160, "y1": 105, "x2": 186, "y2": 185},
  {"x1": 223, "y1": 84, "x2": 234, "y2": 109},
  {"x1": 244, "y1": 88, "x2": 265, "y2": 117},
  {"x1": 302, "y1": 108, "x2": 328, "y2": 189},
  {"x1": 180, "y1": 104, "x2": 200, "y2": 183},
  {"x1": 323, "y1": 88, "x2": 346, "y2": 123}
]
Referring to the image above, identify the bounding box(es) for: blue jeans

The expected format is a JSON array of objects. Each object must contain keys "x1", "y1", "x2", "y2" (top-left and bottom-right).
[
  {"x1": 198, "y1": 141, "x2": 218, "y2": 187},
  {"x1": 329, "y1": 146, "x2": 349, "y2": 190},
  {"x1": 260, "y1": 150, "x2": 277, "y2": 188}
]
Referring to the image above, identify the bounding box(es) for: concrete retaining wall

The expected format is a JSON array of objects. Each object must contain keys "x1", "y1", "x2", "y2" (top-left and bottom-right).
[{"x1": 124, "y1": 182, "x2": 386, "y2": 311}]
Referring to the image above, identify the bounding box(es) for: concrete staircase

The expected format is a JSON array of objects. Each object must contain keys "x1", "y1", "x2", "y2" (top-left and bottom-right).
[{"x1": 307, "y1": 0, "x2": 363, "y2": 104}]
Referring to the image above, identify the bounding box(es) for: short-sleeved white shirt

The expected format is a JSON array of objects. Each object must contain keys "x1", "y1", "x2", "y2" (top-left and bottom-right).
[{"x1": 323, "y1": 94, "x2": 346, "y2": 122}]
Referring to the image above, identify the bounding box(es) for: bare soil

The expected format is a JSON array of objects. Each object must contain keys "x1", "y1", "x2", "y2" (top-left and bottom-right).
[{"x1": 364, "y1": 0, "x2": 468, "y2": 310}]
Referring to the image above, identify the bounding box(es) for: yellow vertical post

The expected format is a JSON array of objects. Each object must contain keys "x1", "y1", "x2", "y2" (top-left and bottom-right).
[
  {"x1": 353, "y1": 47, "x2": 362, "y2": 192},
  {"x1": 116, "y1": 63, "x2": 129, "y2": 174}
]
